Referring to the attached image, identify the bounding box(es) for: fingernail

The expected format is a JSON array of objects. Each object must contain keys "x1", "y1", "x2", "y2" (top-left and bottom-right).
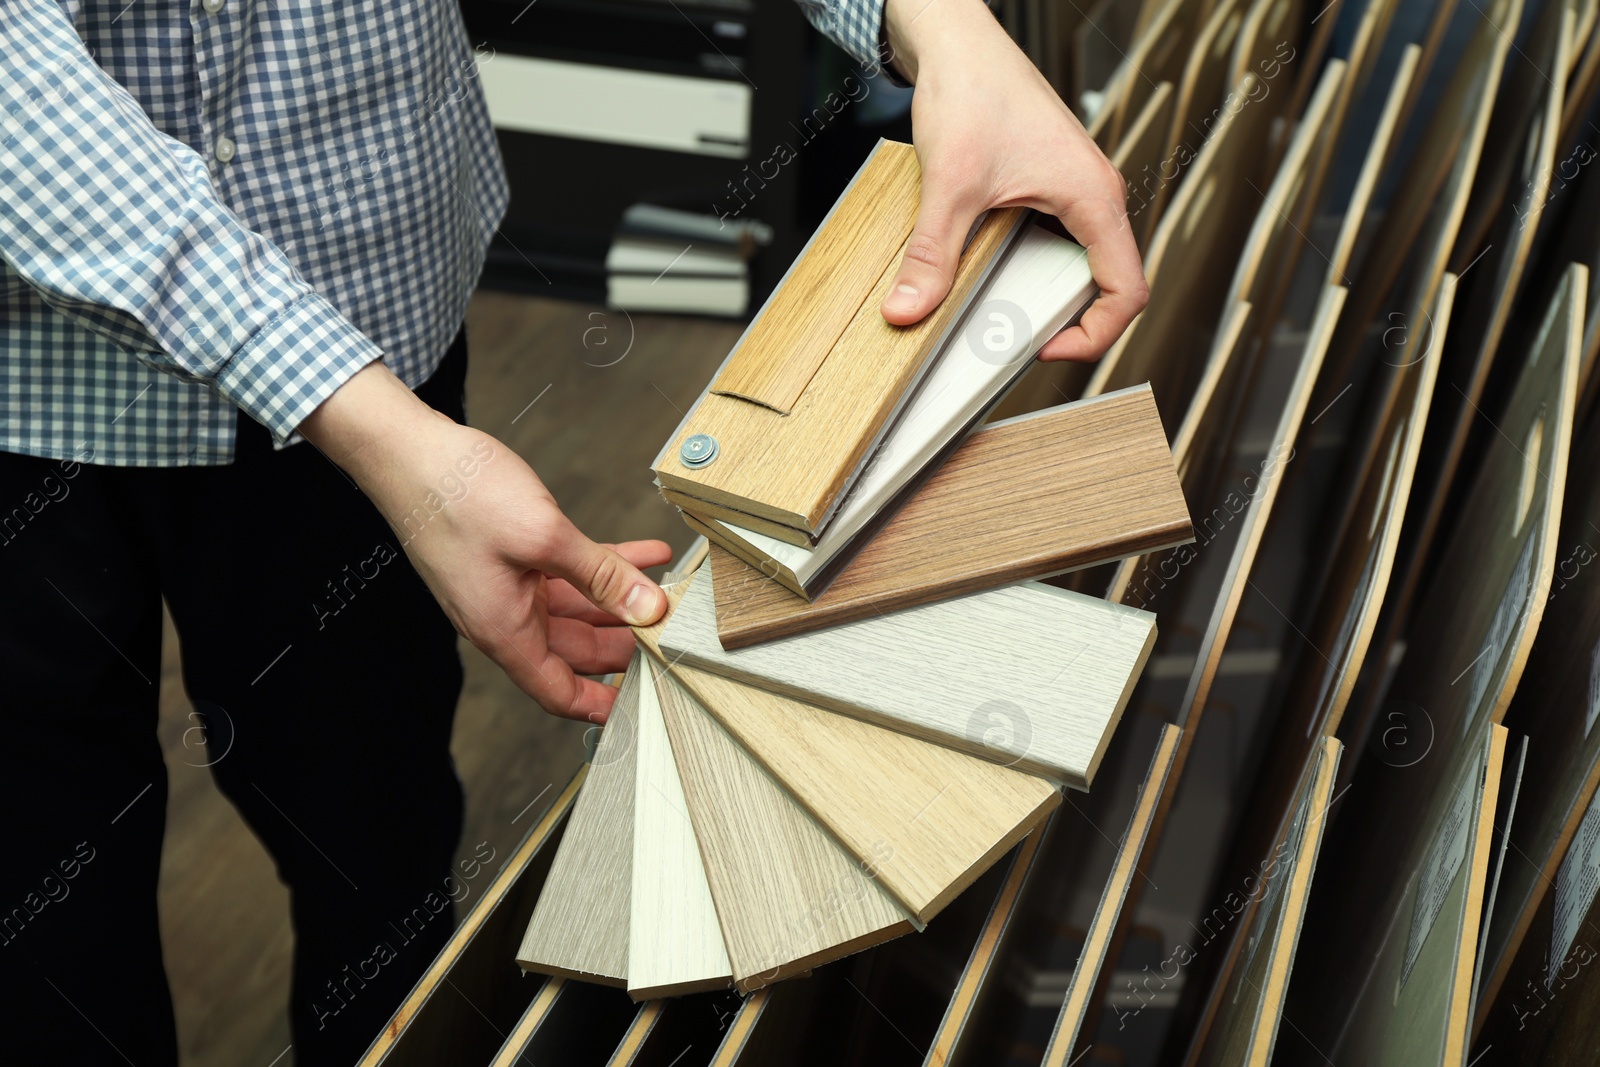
[
  {"x1": 885, "y1": 283, "x2": 920, "y2": 313},
  {"x1": 622, "y1": 583, "x2": 658, "y2": 625}
]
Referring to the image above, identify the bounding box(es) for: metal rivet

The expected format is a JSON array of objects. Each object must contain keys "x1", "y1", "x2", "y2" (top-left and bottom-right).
[{"x1": 680, "y1": 433, "x2": 719, "y2": 468}]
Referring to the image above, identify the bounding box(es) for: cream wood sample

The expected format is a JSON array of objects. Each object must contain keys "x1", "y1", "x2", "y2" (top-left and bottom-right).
[
  {"x1": 633, "y1": 582, "x2": 1060, "y2": 925},
  {"x1": 649, "y1": 668, "x2": 913, "y2": 991},
  {"x1": 701, "y1": 387, "x2": 1191, "y2": 644},
  {"x1": 1337, "y1": 726, "x2": 1509, "y2": 1067},
  {"x1": 655, "y1": 139, "x2": 1026, "y2": 537},
  {"x1": 1188, "y1": 736, "x2": 1342, "y2": 1067},
  {"x1": 628, "y1": 658, "x2": 732, "y2": 1000},
  {"x1": 517, "y1": 661, "x2": 644, "y2": 984},
  {"x1": 690, "y1": 222, "x2": 1099, "y2": 585},
  {"x1": 1041, "y1": 723, "x2": 1184, "y2": 1067},
  {"x1": 658, "y1": 567, "x2": 1158, "y2": 787}
]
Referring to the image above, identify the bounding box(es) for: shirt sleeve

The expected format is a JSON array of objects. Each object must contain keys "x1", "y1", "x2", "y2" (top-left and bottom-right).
[
  {"x1": 794, "y1": 0, "x2": 890, "y2": 73},
  {"x1": 0, "y1": 0, "x2": 384, "y2": 444}
]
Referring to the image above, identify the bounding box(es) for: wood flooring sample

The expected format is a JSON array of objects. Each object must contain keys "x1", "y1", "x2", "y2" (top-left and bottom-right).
[
  {"x1": 703, "y1": 384, "x2": 1191, "y2": 647},
  {"x1": 650, "y1": 668, "x2": 913, "y2": 991},
  {"x1": 628, "y1": 659, "x2": 731, "y2": 999},
  {"x1": 634, "y1": 603, "x2": 1058, "y2": 923},
  {"x1": 517, "y1": 657, "x2": 644, "y2": 984},
  {"x1": 659, "y1": 569, "x2": 1157, "y2": 787},
  {"x1": 654, "y1": 139, "x2": 1026, "y2": 537}
]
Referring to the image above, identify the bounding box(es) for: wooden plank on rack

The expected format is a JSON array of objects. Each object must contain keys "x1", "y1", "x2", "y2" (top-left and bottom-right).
[
  {"x1": 1040, "y1": 724, "x2": 1185, "y2": 1066},
  {"x1": 1188, "y1": 736, "x2": 1342, "y2": 1067},
  {"x1": 1286, "y1": 264, "x2": 1585, "y2": 1059},
  {"x1": 359, "y1": 770, "x2": 584, "y2": 1067},
  {"x1": 1473, "y1": 410, "x2": 1600, "y2": 1037},
  {"x1": 486, "y1": 978, "x2": 639, "y2": 1067}
]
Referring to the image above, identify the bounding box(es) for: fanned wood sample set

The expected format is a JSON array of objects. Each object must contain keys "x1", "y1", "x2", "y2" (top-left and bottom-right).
[{"x1": 350, "y1": 5, "x2": 1600, "y2": 1065}]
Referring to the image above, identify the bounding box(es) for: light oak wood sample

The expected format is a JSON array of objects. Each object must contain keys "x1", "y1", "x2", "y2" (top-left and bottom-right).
[
  {"x1": 654, "y1": 139, "x2": 1026, "y2": 538},
  {"x1": 1474, "y1": 410, "x2": 1600, "y2": 1034},
  {"x1": 1040, "y1": 723, "x2": 1184, "y2": 1067},
  {"x1": 700, "y1": 386, "x2": 1190, "y2": 644},
  {"x1": 1188, "y1": 736, "x2": 1342, "y2": 1067},
  {"x1": 360, "y1": 771, "x2": 583, "y2": 1067},
  {"x1": 1337, "y1": 726, "x2": 1509, "y2": 1066},
  {"x1": 693, "y1": 222, "x2": 1099, "y2": 581},
  {"x1": 657, "y1": 568, "x2": 1158, "y2": 786},
  {"x1": 517, "y1": 662, "x2": 643, "y2": 985},
  {"x1": 633, "y1": 582, "x2": 1060, "y2": 925},
  {"x1": 1290, "y1": 265, "x2": 1583, "y2": 1055},
  {"x1": 629, "y1": 657, "x2": 732, "y2": 1000},
  {"x1": 649, "y1": 668, "x2": 913, "y2": 990},
  {"x1": 920, "y1": 825, "x2": 1053, "y2": 1066}
]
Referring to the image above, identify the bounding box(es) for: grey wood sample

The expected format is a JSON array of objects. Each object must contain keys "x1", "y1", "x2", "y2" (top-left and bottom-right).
[{"x1": 657, "y1": 568, "x2": 1158, "y2": 787}]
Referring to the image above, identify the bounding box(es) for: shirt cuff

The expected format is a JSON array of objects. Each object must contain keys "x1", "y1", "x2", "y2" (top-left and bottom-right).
[
  {"x1": 798, "y1": 0, "x2": 891, "y2": 75},
  {"x1": 212, "y1": 291, "x2": 385, "y2": 444}
]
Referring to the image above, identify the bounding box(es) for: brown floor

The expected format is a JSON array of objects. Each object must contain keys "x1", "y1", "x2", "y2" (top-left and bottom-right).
[{"x1": 155, "y1": 291, "x2": 741, "y2": 1066}]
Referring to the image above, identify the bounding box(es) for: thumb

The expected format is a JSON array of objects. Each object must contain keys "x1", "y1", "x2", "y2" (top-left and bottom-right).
[
  {"x1": 542, "y1": 521, "x2": 665, "y2": 626},
  {"x1": 880, "y1": 183, "x2": 982, "y2": 326}
]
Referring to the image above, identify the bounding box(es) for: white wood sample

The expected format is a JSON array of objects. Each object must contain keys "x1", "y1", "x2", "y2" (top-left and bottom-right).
[
  {"x1": 517, "y1": 659, "x2": 643, "y2": 984},
  {"x1": 628, "y1": 658, "x2": 732, "y2": 999},
  {"x1": 658, "y1": 569, "x2": 1157, "y2": 786},
  {"x1": 650, "y1": 669, "x2": 913, "y2": 990},
  {"x1": 700, "y1": 223, "x2": 1097, "y2": 592}
]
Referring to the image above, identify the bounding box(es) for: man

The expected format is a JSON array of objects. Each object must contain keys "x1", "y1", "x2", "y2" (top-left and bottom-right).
[{"x1": 0, "y1": 0, "x2": 1145, "y2": 1063}]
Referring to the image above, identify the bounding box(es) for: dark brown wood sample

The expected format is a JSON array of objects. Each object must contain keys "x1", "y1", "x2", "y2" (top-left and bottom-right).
[{"x1": 703, "y1": 384, "x2": 1192, "y2": 649}]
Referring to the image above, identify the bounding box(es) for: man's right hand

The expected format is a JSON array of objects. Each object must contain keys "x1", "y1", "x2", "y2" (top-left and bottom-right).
[{"x1": 300, "y1": 361, "x2": 668, "y2": 723}]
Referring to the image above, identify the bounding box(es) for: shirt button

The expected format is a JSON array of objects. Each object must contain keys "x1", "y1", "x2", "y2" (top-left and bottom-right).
[
  {"x1": 214, "y1": 136, "x2": 236, "y2": 163},
  {"x1": 202, "y1": 0, "x2": 225, "y2": 12}
]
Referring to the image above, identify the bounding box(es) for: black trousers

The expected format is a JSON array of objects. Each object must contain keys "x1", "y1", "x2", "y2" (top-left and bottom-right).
[{"x1": 0, "y1": 334, "x2": 471, "y2": 1067}]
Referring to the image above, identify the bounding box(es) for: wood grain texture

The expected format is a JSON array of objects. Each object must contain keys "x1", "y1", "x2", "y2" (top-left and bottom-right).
[
  {"x1": 517, "y1": 662, "x2": 643, "y2": 985},
  {"x1": 1473, "y1": 410, "x2": 1600, "y2": 1034},
  {"x1": 1188, "y1": 736, "x2": 1341, "y2": 1067},
  {"x1": 361, "y1": 770, "x2": 583, "y2": 1067},
  {"x1": 635, "y1": 589, "x2": 1059, "y2": 924},
  {"x1": 1290, "y1": 265, "x2": 1583, "y2": 1055},
  {"x1": 709, "y1": 141, "x2": 920, "y2": 414},
  {"x1": 691, "y1": 223, "x2": 1098, "y2": 589},
  {"x1": 1040, "y1": 724, "x2": 1183, "y2": 1067},
  {"x1": 649, "y1": 668, "x2": 913, "y2": 991},
  {"x1": 1337, "y1": 726, "x2": 1508, "y2": 1067},
  {"x1": 658, "y1": 567, "x2": 1157, "y2": 786},
  {"x1": 702, "y1": 386, "x2": 1190, "y2": 646},
  {"x1": 628, "y1": 657, "x2": 732, "y2": 1000},
  {"x1": 655, "y1": 139, "x2": 1026, "y2": 536}
]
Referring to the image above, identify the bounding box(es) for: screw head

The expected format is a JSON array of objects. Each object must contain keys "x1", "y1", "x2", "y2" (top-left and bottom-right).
[{"x1": 680, "y1": 434, "x2": 719, "y2": 468}]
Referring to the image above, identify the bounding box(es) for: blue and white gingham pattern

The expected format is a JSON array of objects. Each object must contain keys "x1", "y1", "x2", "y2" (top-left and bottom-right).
[{"x1": 0, "y1": 0, "x2": 886, "y2": 467}]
